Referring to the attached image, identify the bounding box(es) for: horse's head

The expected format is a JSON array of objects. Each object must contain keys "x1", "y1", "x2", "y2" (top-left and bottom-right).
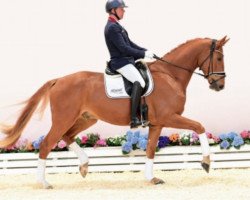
[{"x1": 198, "y1": 36, "x2": 229, "y2": 91}]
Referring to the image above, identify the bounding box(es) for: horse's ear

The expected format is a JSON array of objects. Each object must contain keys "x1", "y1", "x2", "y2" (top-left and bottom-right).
[{"x1": 217, "y1": 36, "x2": 230, "y2": 48}]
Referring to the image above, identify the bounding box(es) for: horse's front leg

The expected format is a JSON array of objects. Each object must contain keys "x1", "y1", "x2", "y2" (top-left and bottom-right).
[
  {"x1": 145, "y1": 125, "x2": 165, "y2": 185},
  {"x1": 168, "y1": 114, "x2": 211, "y2": 173}
]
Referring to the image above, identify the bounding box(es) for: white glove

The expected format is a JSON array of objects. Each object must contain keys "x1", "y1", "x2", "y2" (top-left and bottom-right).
[{"x1": 144, "y1": 50, "x2": 155, "y2": 59}]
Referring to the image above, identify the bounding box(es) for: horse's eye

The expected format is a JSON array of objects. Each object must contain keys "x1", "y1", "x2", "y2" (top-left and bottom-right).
[{"x1": 217, "y1": 57, "x2": 222, "y2": 61}]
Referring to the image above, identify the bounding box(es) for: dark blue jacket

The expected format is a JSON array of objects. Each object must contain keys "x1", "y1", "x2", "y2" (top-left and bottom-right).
[{"x1": 104, "y1": 18, "x2": 146, "y2": 71}]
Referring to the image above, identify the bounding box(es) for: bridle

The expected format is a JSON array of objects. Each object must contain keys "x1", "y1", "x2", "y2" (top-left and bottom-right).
[{"x1": 153, "y1": 39, "x2": 226, "y2": 85}]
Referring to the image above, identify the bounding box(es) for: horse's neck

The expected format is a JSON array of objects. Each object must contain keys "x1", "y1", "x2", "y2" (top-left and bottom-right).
[{"x1": 150, "y1": 43, "x2": 201, "y2": 91}]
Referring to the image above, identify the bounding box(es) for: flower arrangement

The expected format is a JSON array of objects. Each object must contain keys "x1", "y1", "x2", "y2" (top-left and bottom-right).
[
  {"x1": 75, "y1": 133, "x2": 107, "y2": 148},
  {"x1": 0, "y1": 130, "x2": 249, "y2": 154},
  {"x1": 106, "y1": 135, "x2": 126, "y2": 147},
  {"x1": 120, "y1": 130, "x2": 249, "y2": 154},
  {"x1": 0, "y1": 133, "x2": 108, "y2": 153},
  {"x1": 240, "y1": 130, "x2": 250, "y2": 144},
  {"x1": 219, "y1": 132, "x2": 244, "y2": 149},
  {"x1": 121, "y1": 131, "x2": 148, "y2": 154}
]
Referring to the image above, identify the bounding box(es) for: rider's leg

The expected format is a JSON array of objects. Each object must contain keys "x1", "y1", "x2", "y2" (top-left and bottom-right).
[
  {"x1": 130, "y1": 81, "x2": 143, "y2": 128},
  {"x1": 117, "y1": 64, "x2": 146, "y2": 128},
  {"x1": 116, "y1": 64, "x2": 145, "y2": 88}
]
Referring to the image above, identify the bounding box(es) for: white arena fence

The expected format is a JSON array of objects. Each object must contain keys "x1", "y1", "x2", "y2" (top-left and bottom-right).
[{"x1": 1, "y1": 146, "x2": 250, "y2": 175}]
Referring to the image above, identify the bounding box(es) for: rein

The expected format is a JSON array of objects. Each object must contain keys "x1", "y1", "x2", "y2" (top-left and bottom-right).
[
  {"x1": 153, "y1": 39, "x2": 226, "y2": 84},
  {"x1": 153, "y1": 55, "x2": 206, "y2": 78}
]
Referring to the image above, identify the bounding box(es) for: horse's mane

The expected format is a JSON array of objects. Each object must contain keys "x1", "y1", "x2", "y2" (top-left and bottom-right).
[
  {"x1": 147, "y1": 37, "x2": 209, "y2": 66},
  {"x1": 167, "y1": 38, "x2": 205, "y2": 55}
]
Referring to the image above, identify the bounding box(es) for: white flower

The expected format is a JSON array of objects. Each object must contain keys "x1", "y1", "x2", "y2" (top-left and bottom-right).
[
  {"x1": 208, "y1": 138, "x2": 215, "y2": 144},
  {"x1": 181, "y1": 131, "x2": 192, "y2": 137}
]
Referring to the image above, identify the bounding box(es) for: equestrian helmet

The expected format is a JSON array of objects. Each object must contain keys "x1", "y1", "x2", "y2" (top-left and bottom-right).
[{"x1": 105, "y1": 0, "x2": 128, "y2": 13}]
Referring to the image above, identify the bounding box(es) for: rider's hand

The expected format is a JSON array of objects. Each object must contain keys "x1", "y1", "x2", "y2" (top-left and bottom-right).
[{"x1": 144, "y1": 50, "x2": 155, "y2": 59}]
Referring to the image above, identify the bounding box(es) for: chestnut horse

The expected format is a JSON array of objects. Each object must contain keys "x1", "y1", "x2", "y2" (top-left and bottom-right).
[{"x1": 0, "y1": 36, "x2": 229, "y2": 188}]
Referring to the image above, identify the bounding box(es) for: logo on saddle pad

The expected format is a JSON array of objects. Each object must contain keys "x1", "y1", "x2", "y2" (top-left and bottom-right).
[
  {"x1": 104, "y1": 61, "x2": 154, "y2": 98},
  {"x1": 110, "y1": 88, "x2": 123, "y2": 94}
]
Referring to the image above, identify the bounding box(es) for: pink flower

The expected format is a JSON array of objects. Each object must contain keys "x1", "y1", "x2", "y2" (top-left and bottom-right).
[
  {"x1": 212, "y1": 135, "x2": 220, "y2": 143},
  {"x1": 26, "y1": 142, "x2": 34, "y2": 151},
  {"x1": 206, "y1": 132, "x2": 213, "y2": 139},
  {"x1": 240, "y1": 130, "x2": 250, "y2": 139},
  {"x1": 58, "y1": 140, "x2": 67, "y2": 149},
  {"x1": 5, "y1": 144, "x2": 16, "y2": 151},
  {"x1": 81, "y1": 136, "x2": 88, "y2": 144},
  {"x1": 95, "y1": 139, "x2": 107, "y2": 147},
  {"x1": 15, "y1": 138, "x2": 29, "y2": 149}
]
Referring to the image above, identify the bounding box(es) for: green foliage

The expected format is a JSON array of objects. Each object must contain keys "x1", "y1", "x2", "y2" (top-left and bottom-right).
[
  {"x1": 85, "y1": 133, "x2": 100, "y2": 147},
  {"x1": 106, "y1": 135, "x2": 126, "y2": 146}
]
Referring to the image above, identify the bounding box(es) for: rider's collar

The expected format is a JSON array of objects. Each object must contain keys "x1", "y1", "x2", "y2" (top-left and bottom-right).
[{"x1": 108, "y1": 16, "x2": 118, "y2": 23}]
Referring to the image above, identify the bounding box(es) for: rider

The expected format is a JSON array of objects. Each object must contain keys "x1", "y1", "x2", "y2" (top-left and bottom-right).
[{"x1": 104, "y1": 0, "x2": 155, "y2": 129}]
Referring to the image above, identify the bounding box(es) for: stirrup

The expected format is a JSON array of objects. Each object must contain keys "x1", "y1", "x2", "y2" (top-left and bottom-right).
[
  {"x1": 130, "y1": 118, "x2": 142, "y2": 129},
  {"x1": 141, "y1": 120, "x2": 150, "y2": 128}
]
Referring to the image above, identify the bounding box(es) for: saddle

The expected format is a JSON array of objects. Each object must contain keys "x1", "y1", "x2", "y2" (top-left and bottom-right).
[{"x1": 104, "y1": 60, "x2": 154, "y2": 98}]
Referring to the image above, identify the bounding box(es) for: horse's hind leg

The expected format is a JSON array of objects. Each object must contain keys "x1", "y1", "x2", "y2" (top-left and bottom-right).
[
  {"x1": 62, "y1": 115, "x2": 97, "y2": 178},
  {"x1": 37, "y1": 115, "x2": 79, "y2": 189},
  {"x1": 145, "y1": 125, "x2": 165, "y2": 185}
]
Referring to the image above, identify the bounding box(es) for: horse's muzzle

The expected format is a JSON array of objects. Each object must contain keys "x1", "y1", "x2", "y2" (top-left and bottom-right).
[
  {"x1": 208, "y1": 74, "x2": 225, "y2": 92},
  {"x1": 209, "y1": 81, "x2": 225, "y2": 91}
]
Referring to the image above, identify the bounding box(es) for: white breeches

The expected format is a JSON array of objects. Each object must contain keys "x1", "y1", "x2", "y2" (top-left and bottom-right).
[{"x1": 117, "y1": 64, "x2": 146, "y2": 88}]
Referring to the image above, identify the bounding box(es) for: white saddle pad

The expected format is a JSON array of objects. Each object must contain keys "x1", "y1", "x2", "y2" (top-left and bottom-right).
[{"x1": 104, "y1": 66, "x2": 154, "y2": 99}]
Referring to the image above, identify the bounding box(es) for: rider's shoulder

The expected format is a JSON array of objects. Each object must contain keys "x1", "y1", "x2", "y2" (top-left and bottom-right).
[{"x1": 106, "y1": 21, "x2": 121, "y2": 31}]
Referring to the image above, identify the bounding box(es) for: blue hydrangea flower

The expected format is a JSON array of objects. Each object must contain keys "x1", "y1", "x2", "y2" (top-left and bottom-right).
[
  {"x1": 126, "y1": 131, "x2": 133, "y2": 142},
  {"x1": 140, "y1": 133, "x2": 148, "y2": 140},
  {"x1": 219, "y1": 133, "x2": 228, "y2": 141},
  {"x1": 232, "y1": 136, "x2": 244, "y2": 147},
  {"x1": 220, "y1": 140, "x2": 230, "y2": 149},
  {"x1": 38, "y1": 135, "x2": 45, "y2": 142},
  {"x1": 137, "y1": 138, "x2": 147, "y2": 151},
  {"x1": 227, "y1": 132, "x2": 238, "y2": 140},
  {"x1": 131, "y1": 133, "x2": 139, "y2": 145},
  {"x1": 122, "y1": 142, "x2": 132, "y2": 153},
  {"x1": 32, "y1": 141, "x2": 40, "y2": 150},
  {"x1": 32, "y1": 135, "x2": 45, "y2": 150},
  {"x1": 134, "y1": 131, "x2": 140, "y2": 138}
]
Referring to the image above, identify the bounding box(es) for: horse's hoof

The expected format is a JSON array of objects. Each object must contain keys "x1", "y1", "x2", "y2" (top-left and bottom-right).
[
  {"x1": 150, "y1": 177, "x2": 165, "y2": 185},
  {"x1": 36, "y1": 181, "x2": 53, "y2": 189},
  {"x1": 79, "y1": 162, "x2": 88, "y2": 178},
  {"x1": 201, "y1": 162, "x2": 210, "y2": 173},
  {"x1": 45, "y1": 184, "x2": 53, "y2": 189}
]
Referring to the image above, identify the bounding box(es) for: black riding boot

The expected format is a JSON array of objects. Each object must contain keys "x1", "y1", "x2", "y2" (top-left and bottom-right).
[{"x1": 130, "y1": 81, "x2": 142, "y2": 129}]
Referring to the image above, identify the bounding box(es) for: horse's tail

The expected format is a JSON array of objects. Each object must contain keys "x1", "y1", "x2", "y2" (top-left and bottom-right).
[{"x1": 0, "y1": 79, "x2": 57, "y2": 148}]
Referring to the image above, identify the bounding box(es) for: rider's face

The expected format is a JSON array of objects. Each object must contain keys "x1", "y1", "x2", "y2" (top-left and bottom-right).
[{"x1": 116, "y1": 7, "x2": 125, "y2": 19}]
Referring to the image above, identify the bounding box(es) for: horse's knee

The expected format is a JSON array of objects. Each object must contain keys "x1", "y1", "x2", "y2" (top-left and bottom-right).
[
  {"x1": 146, "y1": 151, "x2": 155, "y2": 159},
  {"x1": 194, "y1": 122, "x2": 205, "y2": 134},
  {"x1": 146, "y1": 144, "x2": 156, "y2": 159}
]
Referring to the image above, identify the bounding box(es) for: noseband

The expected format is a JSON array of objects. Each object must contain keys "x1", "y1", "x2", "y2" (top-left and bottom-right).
[{"x1": 153, "y1": 39, "x2": 226, "y2": 85}]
